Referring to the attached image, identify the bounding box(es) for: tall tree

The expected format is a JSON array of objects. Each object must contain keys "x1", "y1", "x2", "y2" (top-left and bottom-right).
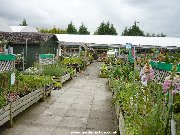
[
  {"x1": 19, "y1": 19, "x2": 28, "y2": 26},
  {"x1": 94, "y1": 21, "x2": 118, "y2": 35},
  {"x1": 151, "y1": 33, "x2": 156, "y2": 37},
  {"x1": 66, "y1": 22, "x2": 77, "y2": 34},
  {"x1": 160, "y1": 33, "x2": 166, "y2": 37},
  {"x1": 78, "y1": 23, "x2": 90, "y2": 35},
  {"x1": 145, "y1": 33, "x2": 151, "y2": 37},
  {"x1": 122, "y1": 21, "x2": 144, "y2": 36}
]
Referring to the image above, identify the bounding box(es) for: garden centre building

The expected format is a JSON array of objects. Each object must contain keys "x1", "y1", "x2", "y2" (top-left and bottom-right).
[
  {"x1": 0, "y1": 25, "x2": 180, "y2": 134},
  {"x1": 0, "y1": 32, "x2": 58, "y2": 69}
]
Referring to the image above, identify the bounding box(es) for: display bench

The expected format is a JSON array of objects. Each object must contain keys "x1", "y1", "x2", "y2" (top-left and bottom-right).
[
  {"x1": 0, "y1": 54, "x2": 53, "y2": 127},
  {"x1": 52, "y1": 73, "x2": 71, "y2": 89},
  {"x1": 39, "y1": 54, "x2": 54, "y2": 94},
  {"x1": 0, "y1": 87, "x2": 52, "y2": 127}
]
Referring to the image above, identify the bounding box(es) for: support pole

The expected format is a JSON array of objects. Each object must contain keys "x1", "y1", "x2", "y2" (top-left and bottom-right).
[
  {"x1": 9, "y1": 102, "x2": 13, "y2": 127},
  {"x1": 133, "y1": 46, "x2": 136, "y2": 70},
  {"x1": 25, "y1": 39, "x2": 28, "y2": 64},
  {"x1": 22, "y1": 48, "x2": 25, "y2": 72}
]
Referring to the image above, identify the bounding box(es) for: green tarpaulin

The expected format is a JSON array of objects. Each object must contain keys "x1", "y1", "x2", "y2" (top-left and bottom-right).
[
  {"x1": 150, "y1": 61, "x2": 180, "y2": 72},
  {"x1": 40, "y1": 54, "x2": 54, "y2": 59},
  {"x1": 0, "y1": 54, "x2": 16, "y2": 61}
]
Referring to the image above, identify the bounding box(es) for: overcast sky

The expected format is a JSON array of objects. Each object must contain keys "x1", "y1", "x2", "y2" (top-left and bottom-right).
[{"x1": 0, "y1": 0, "x2": 180, "y2": 37}]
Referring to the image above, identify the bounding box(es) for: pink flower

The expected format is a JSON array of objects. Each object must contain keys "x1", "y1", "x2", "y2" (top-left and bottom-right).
[
  {"x1": 163, "y1": 80, "x2": 171, "y2": 87},
  {"x1": 163, "y1": 89, "x2": 168, "y2": 94},
  {"x1": 171, "y1": 90, "x2": 178, "y2": 95},
  {"x1": 175, "y1": 86, "x2": 180, "y2": 91},
  {"x1": 143, "y1": 76, "x2": 147, "y2": 82}
]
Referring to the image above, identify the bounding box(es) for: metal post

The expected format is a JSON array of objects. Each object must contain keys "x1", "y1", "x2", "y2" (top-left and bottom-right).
[
  {"x1": 134, "y1": 46, "x2": 136, "y2": 70},
  {"x1": 25, "y1": 39, "x2": 28, "y2": 63},
  {"x1": 39, "y1": 54, "x2": 42, "y2": 72},
  {"x1": 4, "y1": 44, "x2": 6, "y2": 54},
  {"x1": 79, "y1": 45, "x2": 81, "y2": 56},
  {"x1": 22, "y1": 48, "x2": 24, "y2": 71}
]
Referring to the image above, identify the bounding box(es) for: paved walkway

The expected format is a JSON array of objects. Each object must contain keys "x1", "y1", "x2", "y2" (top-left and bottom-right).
[{"x1": 0, "y1": 61, "x2": 117, "y2": 135}]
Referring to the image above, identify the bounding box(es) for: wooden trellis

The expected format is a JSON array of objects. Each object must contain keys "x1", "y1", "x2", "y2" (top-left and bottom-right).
[
  {"x1": 0, "y1": 54, "x2": 16, "y2": 72},
  {"x1": 153, "y1": 68, "x2": 170, "y2": 83}
]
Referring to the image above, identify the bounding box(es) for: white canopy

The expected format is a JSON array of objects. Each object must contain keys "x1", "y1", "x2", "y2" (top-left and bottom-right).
[
  {"x1": 56, "y1": 34, "x2": 180, "y2": 47},
  {"x1": 10, "y1": 26, "x2": 38, "y2": 32}
]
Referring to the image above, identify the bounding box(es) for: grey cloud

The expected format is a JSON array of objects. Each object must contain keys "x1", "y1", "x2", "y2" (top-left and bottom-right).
[{"x1": 0, "y1": 0, "x2": 180, "y2": 37}]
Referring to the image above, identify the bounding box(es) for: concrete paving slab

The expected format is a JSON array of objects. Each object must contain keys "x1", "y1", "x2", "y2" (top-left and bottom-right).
[
  {"x1": 74, "y1": 99, "x2": 93, "y2": 105},
  {"x1": 91, "y1": 104, "x2": 112, "y2": 111},
  {"x1": 43, "y1": 107, "x2": 68, "y2": 117},
  {"x1": 86, "y1": 118, "x2": 115, "y2": 131},
  {"x1": 21, "y1": 126, "x2": 55, "y2": 135},
  {"x1": 71, "y1": 103, "x2": 92, "y2": 110},
  {"x1": 50, "y1": 102, "x2": 72, "y2": 109},
  {"x1": 52, "y1": 127, "x2": 85, "y2": 135},
  {"x1": 33, "y1": 115, "x2": 63, "y2": 126},
  {"x1": 56, "y1": 97, "x2": 76, "y2": 104},
  {"x1": 65, "y1": 109, "x2": 90, "y2": 118},
  {"x1": 59, "y1": 117, "x2": 87, "y2": 128},
  {"x1": 89, "y1": 110, "x2": 113, "y2": 120}
]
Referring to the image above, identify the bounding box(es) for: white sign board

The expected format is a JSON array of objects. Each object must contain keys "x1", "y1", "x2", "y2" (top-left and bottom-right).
[{"x1": 11, "y1": 72, "x2": 15, "y2": 85}]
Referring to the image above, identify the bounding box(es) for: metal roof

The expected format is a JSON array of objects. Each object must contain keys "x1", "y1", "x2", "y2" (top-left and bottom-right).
[{"x1": 56, "y1": 34, "x2": 180, "y2": 47}]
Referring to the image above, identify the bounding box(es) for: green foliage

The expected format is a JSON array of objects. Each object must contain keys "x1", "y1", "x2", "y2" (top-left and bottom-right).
[
  {"x1": 94, "y1": 21, "x2": 118, "y2": 35},
  {"x1": 174, "y1": 113, "x2": 180, "y2": 135},
  {"x1": 174, "y1": 94, "x2": 180, "y2": 113},
  {"x1": 145, "y1": 32, "x2": 166, "y2": 37},
  {"x1": 87, "y1": 53, "x2": 93, "y2": 63},
  {"x1": 0, "y1": 95, "x2": 7, "y2": 109},
  {"x1": 66, "y1": 22, "x2": 77, "y2": 34},
  {"x1": 12, "y1": 74, "x2": 52, "y2": 95},
  {"x1": 104, "y1": 56, "x2": 115, "y2": 65},
  {"x1": 78, "y1": 23, "x2": 90, "y2": 35},
  {"x1": 99, "y1": 63, "x2": 109, "y2": 78},
  {"x1": 103, "y1": 56, "x2": 172, "y2": 134},
  {"x1": 19, "y1": 19, "x2": 28, "y2": 26},
  {"x1": 122, "y1": 22, "x2": 144, "y2": 36},
  {"x1": 164, "y1": 52, "x2": 180, "y2": 64},
  {"x1": 38, "y1": 26, "x2": 67, "y2": 34},
  {"x1": 112, "y1": 78, "x2": 167, "y2": 134},
  {"x1": 0, "y1": 71, "x2": 53, "y2": 108},
  {"x1": 42, "y1": 63, "x2": 67, "y2": 76},
  {"x1": 62, "y1": 57, "x2": 83, "y2": 67},
  {"x1": 0, "y1": 72, "x2": 9, "y2": 107},
  {"x1": 122, "y1": 21, "x2": 166, "y2": 37},
  {"x1": 67, "y1": 67, "x2": 76, "y2": 77}
]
